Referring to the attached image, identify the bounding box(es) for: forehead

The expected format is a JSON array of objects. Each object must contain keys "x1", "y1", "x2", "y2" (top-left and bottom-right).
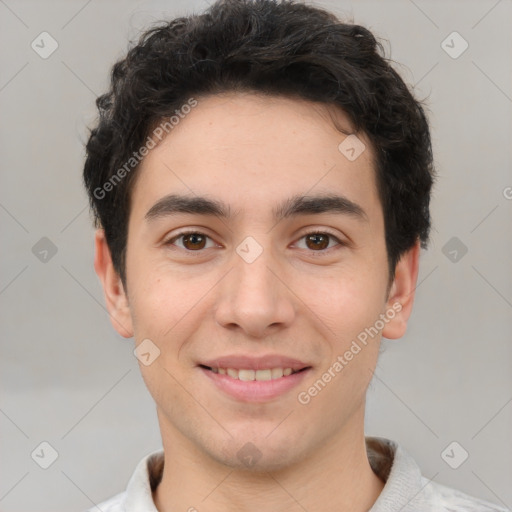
[{"x1": 129, "y1": 92, "x2": 381, "y2": 224}]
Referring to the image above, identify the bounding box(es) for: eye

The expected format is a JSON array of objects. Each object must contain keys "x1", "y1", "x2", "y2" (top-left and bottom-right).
[
  {"x1": 164, "y1": 229, "x2": 345, "y2": 253},
  {"x1": 295, "y1": 230, "x2": 344, "y2": 251},
  {"x1": 165, "y1": 231, "x2": 217, "y2": 251}
]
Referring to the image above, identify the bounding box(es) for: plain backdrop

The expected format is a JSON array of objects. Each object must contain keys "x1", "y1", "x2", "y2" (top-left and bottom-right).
[{"x1": 1, "y1": 0, "x2": 511, "y2": 511}]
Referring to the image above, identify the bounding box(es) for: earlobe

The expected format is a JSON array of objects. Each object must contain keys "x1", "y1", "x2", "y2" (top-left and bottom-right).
[
  {"x1": 93, "y1": 229, "x2": 134, "y2": 338},
  {"x1": 381, "y1": 240, "x2": 421, "y2": 340}
]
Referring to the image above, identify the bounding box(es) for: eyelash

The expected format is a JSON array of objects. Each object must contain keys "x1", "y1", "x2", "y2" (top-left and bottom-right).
[{"x1": 164, "y1": 229, "x2": 346, "y2": 254}]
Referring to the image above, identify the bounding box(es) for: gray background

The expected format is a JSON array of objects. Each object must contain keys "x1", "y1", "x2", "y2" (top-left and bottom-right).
[{"x1": 1, "y1": 0, "x2": 511, "y2": 510}]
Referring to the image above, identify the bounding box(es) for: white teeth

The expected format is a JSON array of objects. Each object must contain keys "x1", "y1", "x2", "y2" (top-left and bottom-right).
[
  {"x1": 210, "y1": 367, "x2": 299, "y2": 381},
  {"x1": 238, "y1": 369, "x2": 255, "y2": 381},
  {"x1": 227, "y1": 368, "x2": 238, "y2": 379},
  {"x1": 271, "y1": 368, "x2": 284, "y2": 379},
  {"x1": 255, "y1": 369, "x2": 272, "y2": 381}
]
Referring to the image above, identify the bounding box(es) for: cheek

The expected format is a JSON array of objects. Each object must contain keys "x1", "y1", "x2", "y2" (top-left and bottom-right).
[
  {"x1": 128, "y1": 264, "x2": 217, "y2": 366},
  {"x1": 301, "y1": 262, "x2": 387, "y2": 339},
  {"x1": 137, "y1": 361, "x2": 185, "y2": 422},
  {"x1": 313, "y1": 281, "x2": 384, "y2": 397},
  {"x1": 128, "y1": 256, "x2": 188, "y2": 328}
]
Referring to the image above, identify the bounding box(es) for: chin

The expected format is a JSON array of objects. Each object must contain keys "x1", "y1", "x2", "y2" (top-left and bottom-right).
[{"x1": 208, "y1": 435, "x2": 307, "y2": 473}]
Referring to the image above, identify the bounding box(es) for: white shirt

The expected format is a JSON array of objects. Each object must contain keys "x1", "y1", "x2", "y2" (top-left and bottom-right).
[{"x1": 87, "y1": 437, "x2": 509, "y2": 512}]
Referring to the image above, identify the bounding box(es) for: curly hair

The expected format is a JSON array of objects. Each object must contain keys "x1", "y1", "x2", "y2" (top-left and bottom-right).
[{"x1": 83, "y1": 0, "x2": 435, "y2": 287}]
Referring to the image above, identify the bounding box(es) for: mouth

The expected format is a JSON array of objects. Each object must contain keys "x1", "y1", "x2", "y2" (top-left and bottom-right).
[
  {"x1": 198, "y1": 363, "x2": 312, "y2": 403},
  {"x1": 198, "y1": 364, "x2": 310, "y2": 381}
]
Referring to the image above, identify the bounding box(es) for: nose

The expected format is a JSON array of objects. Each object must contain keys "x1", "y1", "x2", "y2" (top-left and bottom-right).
[{"x1": 214, "y1": 245, "x2": 296, "y2": 338}]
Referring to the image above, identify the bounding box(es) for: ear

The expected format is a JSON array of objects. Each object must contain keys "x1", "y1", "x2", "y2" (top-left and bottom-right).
[
  {"x1": 94, "y1": 229, "x2": 134, "y2": 338},
  {"x1": 381, "y1": 240, "x2": 420, "y2": 340}
]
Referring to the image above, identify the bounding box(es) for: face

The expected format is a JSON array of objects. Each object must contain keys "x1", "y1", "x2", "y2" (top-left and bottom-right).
[{"x1": 96, "y1": 92, "x2": 418, "y2": 471}]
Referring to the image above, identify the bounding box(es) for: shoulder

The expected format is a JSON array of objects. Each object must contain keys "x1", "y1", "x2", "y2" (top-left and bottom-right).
[
  {"x1": 427, "y1": 479, "x2": 510, "y2": 512},
  {"x1": 366, "y1": 437, "x2": 509, "y2": 512},
  {"x1": 82, "y1": 448, "x2": 164, "y2": 512},
  {"x1": 84, "y1": 491, "x2": 126, "y2": 512}
]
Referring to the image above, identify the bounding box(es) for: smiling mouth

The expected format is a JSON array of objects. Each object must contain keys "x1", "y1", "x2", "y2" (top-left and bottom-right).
[{"x1": 199, "y1": 365, "x2": 310, "y2": 381}]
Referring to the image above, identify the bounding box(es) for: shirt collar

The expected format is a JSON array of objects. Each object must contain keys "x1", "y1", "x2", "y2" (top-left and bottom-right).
[
  {"x1": 366, "y1": 437, "x2": 436, "y2": 511},
  {"x1": 123, "y1": 449, "x2": 162, "y2": 512}
]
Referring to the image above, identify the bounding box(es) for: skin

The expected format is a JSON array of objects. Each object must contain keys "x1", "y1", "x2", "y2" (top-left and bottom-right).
[{"x1": 95, "y1": 92, "x2": 420, "y2": 512}]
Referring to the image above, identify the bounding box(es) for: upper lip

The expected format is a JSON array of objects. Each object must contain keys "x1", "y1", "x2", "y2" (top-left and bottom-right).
[{"x1": 199, "y1": 355, "x2": 311, "y2": 371}]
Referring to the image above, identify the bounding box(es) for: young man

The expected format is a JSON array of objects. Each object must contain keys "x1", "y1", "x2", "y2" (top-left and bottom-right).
[{"x1": 83, "y1": 0, "x2": 508, "y2": 510}]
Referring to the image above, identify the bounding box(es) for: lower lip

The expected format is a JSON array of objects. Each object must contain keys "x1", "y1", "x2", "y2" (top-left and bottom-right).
[{"x1": 199, "y1": 367, "x2": 311, "y2": 403}]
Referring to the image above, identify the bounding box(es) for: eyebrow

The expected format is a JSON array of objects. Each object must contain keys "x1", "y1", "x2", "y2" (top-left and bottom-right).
[{"x1": 144, "y1": 193, "x2": 368, "y2": 223}]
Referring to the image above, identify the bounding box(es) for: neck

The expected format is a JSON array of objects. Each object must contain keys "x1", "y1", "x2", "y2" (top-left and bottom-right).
[{"x1": 153, "y1": 409, "x2": 384, "y2": 512}]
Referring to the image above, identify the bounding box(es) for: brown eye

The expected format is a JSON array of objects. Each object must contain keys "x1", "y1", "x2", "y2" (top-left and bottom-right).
[
  {"x1": 295, "y1": 231, "x2": 343, "y2": 252},
  {"x1": 181, "y1": 233, "x2": 207, "y2": 250},
  {"x1": 305, "y1": 233, "x2": 330, "y2": 250},
  {"x1": 166, "y1": 231, "x2": 215, "y2": 251}
]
